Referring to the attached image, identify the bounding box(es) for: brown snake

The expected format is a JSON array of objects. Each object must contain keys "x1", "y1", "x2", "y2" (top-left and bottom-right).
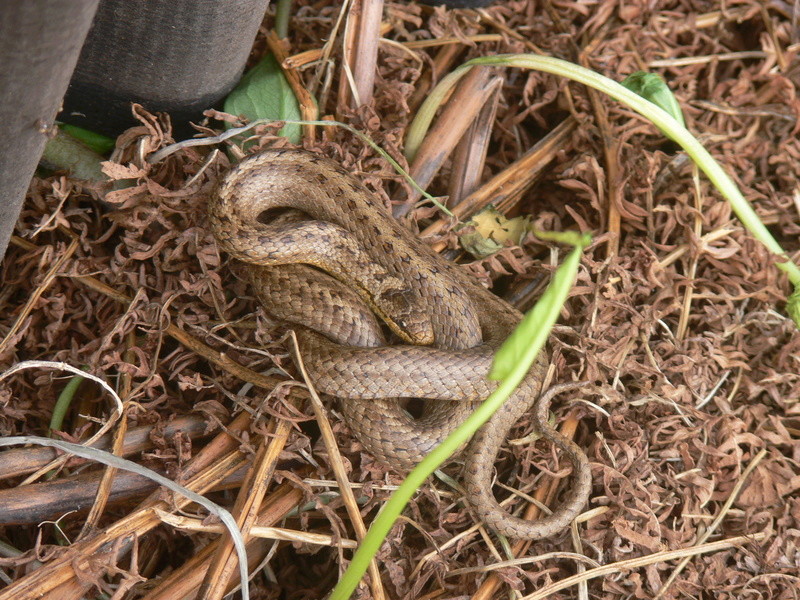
[{"x1": 208, "y1": 148, "x2": 591, "y2": 539}]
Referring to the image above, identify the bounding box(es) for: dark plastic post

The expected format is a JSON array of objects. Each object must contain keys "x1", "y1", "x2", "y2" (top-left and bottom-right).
[
  {"x1": 0, "y1": 0, "x2": 100, "y2": 263},
  {"x1": 59, "y1": 0, "x2": 271, "y2": 137}
]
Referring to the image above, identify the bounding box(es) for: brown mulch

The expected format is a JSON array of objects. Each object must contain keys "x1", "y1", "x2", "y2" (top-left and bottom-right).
[{"x1": 1, "y1": 1, "x2": 799, "y2": 599}]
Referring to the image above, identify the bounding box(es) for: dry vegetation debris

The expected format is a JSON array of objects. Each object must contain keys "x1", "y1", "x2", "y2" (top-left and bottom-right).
[{"x1": 1, "y1": 1, "x2": 799, "y2": 599}]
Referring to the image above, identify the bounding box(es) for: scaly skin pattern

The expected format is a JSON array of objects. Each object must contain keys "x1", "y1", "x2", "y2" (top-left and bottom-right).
[{"x1": 208, "y1": 148, "x2": 591, "y2": 539}]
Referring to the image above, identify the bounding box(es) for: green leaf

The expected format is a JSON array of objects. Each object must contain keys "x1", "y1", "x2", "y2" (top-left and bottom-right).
[
  {"x1": 788, "y1": 283, "x2": 800, "y2": 328},
  {"x1": 40, "y1": 129, "x2": 108, "y2": 181},
  {"x1": 622, "y1": 71, "x2": 685, "y2": 127},
  {"x1": 460, "y1": 206, "x2": 531, "y2": 259},
  {"x1": 59, "y1": 123, "x2": 116, "y2": 154},
  {"x1": 489, "y1": 232, "x2": 591, "y2": 381},
  {"x1": 224, "y1": 53, "x2": 302, "y2": 144},
  {"x1": 329, "y1": 231, "x2": 587, "y2": 600}
]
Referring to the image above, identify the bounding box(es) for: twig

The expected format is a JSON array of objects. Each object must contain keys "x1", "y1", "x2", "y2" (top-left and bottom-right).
[
  {"x1": 419, "y1": 117, "x2": 578, "y2": 250},
  {"x1": 394, "y1": 66, "x2": 501, "y2": 217},
  {"x1": 288, "y1": 332, "x2": 387, "y2": 600},
  {"x1": 197, "y1": 412, "x2": 295, "y2": 600},
  {"x1": 523, "y1": 532, "x2": 767, "y2": 600}
]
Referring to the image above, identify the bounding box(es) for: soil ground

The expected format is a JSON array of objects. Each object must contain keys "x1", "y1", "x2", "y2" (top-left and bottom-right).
[{"x1": 1, "y1": 1, "x2": 799, "y2": 599}]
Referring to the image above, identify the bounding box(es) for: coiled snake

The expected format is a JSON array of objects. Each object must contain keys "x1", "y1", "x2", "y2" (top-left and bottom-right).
[{"x1": 208, "y1": 148, "x2": 591, "y2": 539}]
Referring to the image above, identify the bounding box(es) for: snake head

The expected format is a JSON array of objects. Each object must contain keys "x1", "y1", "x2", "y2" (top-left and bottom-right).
[{"x1": 375, "y1": 289, "x2": 434, "y2": 346}]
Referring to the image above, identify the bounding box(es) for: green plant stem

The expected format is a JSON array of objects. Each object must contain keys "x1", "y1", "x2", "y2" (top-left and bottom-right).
[
  {"x1": 329, "y1": 371, "x2": 526, "y2": 600},
  {"x1": 408, "y1": 54, "x2": 800, "y2": 288},
  {"x1": 329, "y1": 238, "x2": 587, "y2": 600},
  {"x1": 274, "y1": 0, "x2": 293, "y2": 39},
  {"x1": 59, "y1": 123, "x2": 115, "y2": 154},
  {"x1": 40, "y1": 130, "x2": 108, "y2": 181},
  {"x1": 50, "y1": 374, "x2": 84, "y2": 433}
]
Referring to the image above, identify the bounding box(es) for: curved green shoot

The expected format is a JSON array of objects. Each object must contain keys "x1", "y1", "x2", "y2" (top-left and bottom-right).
[
  {"x1": 489, "y1": 231, "x2": 591, "y2": 380},
  {"x1": 328, "y1": 234, "x2": 589, "y2": 600},
  {"x1": 59, "y1": 124, "x2": 116, "y2": 155},
  {"x1": 50, "y1": 373, "x2": 84, "y2": 434},
  {"x1": 406, "y1": 54, "x2": 800, "y2": 324},
  {"x1": 789, "y1": 286, "x2": 800, "y2": 325},
  {"x1": 274, "y1": 0, "x2": 293, "y2": 39},
  {"x1": 40, "y1": 129, "x2": 108, "y2": 181}
]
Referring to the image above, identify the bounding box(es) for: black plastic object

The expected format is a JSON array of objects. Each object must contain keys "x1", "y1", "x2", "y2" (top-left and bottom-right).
[
  {"x1": 0, "y1": 0, "x2": 270, "y2": 265},
  {"x1": 0, "y1": 0, "x2": 486, "y2": 265},
  {"x1": 0, "y1": 0, "x2": 100, "y2": 263},
  {"x1": 59, "y1": 0, "x2": 270, "y2": 138}
]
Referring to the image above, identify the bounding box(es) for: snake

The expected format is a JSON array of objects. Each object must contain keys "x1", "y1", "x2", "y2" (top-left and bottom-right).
[{"x1": 208, "y1": 148, "x2": 592, "y2": 539}]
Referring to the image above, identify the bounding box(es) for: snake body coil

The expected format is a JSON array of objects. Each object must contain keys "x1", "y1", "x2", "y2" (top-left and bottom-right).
[{"x1": 209, "y1": 148, "x2": 591, "y2": 539}]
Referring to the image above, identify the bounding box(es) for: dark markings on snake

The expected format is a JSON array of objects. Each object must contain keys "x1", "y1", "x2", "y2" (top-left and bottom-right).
[{"x1": 208, "y1": 148, "x2": 592, "y2": 540}]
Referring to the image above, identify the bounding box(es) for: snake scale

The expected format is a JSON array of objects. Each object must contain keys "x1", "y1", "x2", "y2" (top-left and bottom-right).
[{"x1": 208, "y1": 148, "x2": 591, "y2": 539}]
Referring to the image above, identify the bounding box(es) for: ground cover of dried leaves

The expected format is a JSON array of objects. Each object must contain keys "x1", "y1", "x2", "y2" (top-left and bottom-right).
[{"x1": 1, "y1": 1, "x2": 799, "y2": 599}]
